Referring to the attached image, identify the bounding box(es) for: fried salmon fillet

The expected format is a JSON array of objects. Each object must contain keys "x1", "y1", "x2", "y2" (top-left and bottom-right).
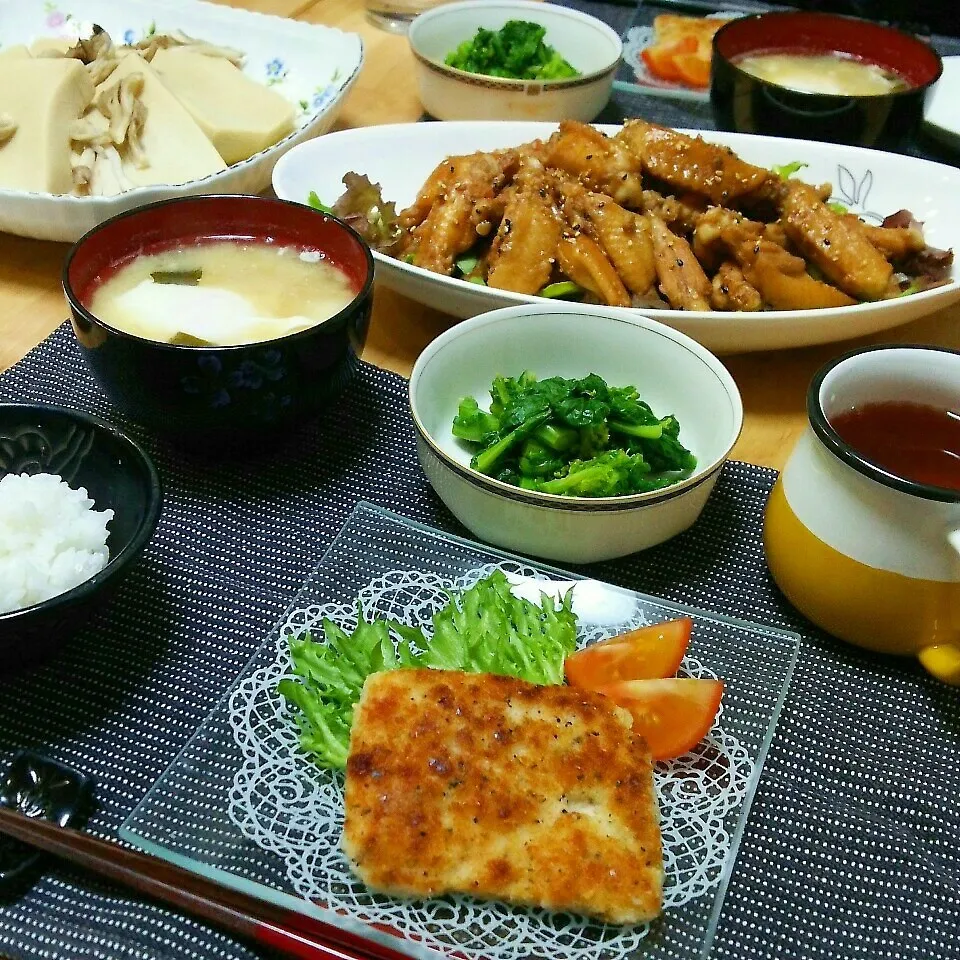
[{"x1": 342, "y1": 669, "x2": 663, "y2": 924}]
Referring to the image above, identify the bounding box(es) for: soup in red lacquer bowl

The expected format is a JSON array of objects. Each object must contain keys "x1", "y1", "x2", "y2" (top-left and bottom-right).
[{"x1": 63, "y1": 195, "x2": 375, "y2": 446}]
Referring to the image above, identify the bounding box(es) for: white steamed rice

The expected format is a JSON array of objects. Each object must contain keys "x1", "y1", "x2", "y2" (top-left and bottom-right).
[{"x1": 0, "y1": 472, "x2": 114, "y2": 614}]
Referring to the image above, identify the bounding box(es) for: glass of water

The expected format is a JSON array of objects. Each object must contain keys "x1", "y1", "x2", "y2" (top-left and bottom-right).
[{"x1": 365, "y1": 0, "x2": 453, "y2": 33}]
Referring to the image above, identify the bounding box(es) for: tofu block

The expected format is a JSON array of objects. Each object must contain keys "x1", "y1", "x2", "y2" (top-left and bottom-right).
[
  {"x1": 344, "y1": 669, "x2": 664, "y2": 924},
  {"x1": 150, "y1": 48, "x2": 295, "y2": 164},
  {"x1": 99, "y1": 52, "x2": 226, "y2": 188},
  {"x1": 29, "y1": 37, "x2": 75, "y2": 57},
  {"x1": 0, "y1": 45, "x2": 31, "y2": 61},
  {"x1": 0, "y1": 58, "x2": 94, "y2": 193}
]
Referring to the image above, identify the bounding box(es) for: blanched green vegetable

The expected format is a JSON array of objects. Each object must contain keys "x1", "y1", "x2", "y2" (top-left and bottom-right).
[
  {"x1": 151, "y1": 269, "x2": 202, "y2": 286},
  {"x1": 453, "y1": 372, "x2": 697, "y2": 497},
  {"x1": 445, "y1": 20, "x2": 580, "y2": 81},
  {"x1": 771, "y1": 160, "x2": 807, "y2": 180},
  {"x1": 306, "y1": 192, "x2": 334, "y2": 214},
  {"x1": 540, "y1": 280, "x2": 585, "y2": 300},
  {"x1": 278, "y1": 570, "x2": 577, "y2": 770}
]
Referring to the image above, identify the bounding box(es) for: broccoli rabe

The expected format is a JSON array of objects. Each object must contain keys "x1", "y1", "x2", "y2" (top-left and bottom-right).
[
  {"x1": 452, "y1": 372, "x2": 697, "y2": 498},
  {"x1": 444, "y1": 20, "x2": 580, "y2": 81}
]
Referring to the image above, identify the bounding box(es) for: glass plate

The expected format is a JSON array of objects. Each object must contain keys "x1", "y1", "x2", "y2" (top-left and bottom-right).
[{"x1": 119, "y1": 502, "x2": 800, "y2": 960}]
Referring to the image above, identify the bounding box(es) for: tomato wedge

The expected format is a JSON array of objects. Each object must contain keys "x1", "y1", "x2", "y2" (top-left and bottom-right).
[
  {"x1": 672, "y1": 52, "x2": 711, "y2": 88},
  {"x1": 641, "y1": 35, "x2": 697, "y2": 82},
  {"x1": 565, "y1": 618, "x2": 692, "y2": 688},
  {"x1": 595, "y1": 678, "x2": 724, "y2": 761}
]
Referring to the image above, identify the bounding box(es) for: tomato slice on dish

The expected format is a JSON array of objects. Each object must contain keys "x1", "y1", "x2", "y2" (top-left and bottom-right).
[
  {"x1": 595, "y1": 678, "x2": 724, "y2": 761},
  {"x1": 565, "y1": 618, "x2": 692, "y2": 688},
  {"x1": 672, "y1": 52, "x2": 711, "y2": 88},
  {"x1": 641, "y1": 35, "x2": 698, "y2": 82}
]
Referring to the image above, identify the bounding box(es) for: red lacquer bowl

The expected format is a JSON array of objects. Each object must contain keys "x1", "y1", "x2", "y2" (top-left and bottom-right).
[
  {"x1": 63, "y1": 195, "x2": 374, "y2": 446},
  {"x1": 710, "y1": 11, "x2": 942, "y2": 147}
]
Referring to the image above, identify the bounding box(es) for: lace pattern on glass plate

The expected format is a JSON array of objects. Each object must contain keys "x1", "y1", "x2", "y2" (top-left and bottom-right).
[{"x1": 227, "y1": 563, "x2": 754, "y2": 960}]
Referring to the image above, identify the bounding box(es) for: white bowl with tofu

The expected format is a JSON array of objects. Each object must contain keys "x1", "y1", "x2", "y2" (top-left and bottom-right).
[{"x1": 0, "y1": 0, "x2": 364, "y2": 242}]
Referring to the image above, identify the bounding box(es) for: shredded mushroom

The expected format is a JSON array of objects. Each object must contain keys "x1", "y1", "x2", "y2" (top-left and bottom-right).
[
  {"x1": 71, "y1": 145, "x2": 96, "y2": 191},
  {"x1": 95, "y1": 73, "x2": 148, "y2": 167},
  {"x1": 134, "y1": 29, "x2": 245, "y2": 67},
  {"x1": 89, "y1": 144, "x2": 132, "y2": 196},
  {"x1": 64, "y1": 27, "x2": 113, "y2": 65},
  {"x1": 0, "y1": 114, "x2": 17, "y2": 147},
  {"x1": 86, "y1": 54, "x2": 120, "y2": 86}
]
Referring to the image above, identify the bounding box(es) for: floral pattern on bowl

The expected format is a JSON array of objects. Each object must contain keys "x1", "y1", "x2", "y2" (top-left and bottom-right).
[
  {"x1": 833, "y1": 166, "x2": 883, "y2": 223},
  {"x1": 180, "y1": 349, "x2": 293, "y2": 422},
  {"x1": 26, "y1": 3, "x2": 328, "y2": 109}
]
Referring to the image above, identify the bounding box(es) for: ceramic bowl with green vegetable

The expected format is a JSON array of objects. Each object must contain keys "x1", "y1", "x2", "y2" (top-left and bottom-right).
[
  {"x1": 409, "y1": 304, "x2": 743, "y2": 563},
  {"x1": 407, "y1": 0, "x2": 622, "y2": 122}
]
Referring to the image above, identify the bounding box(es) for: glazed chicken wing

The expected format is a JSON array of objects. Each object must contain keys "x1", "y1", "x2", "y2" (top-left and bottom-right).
[
  {"x1": 780, "y1": 181, "x2": 893, "y2": 300},
  {"x1": 406, "y1": 186, "x2": 482, "y2": 275},
  {"x1": 402, "y1": 150, "x2": 526, "y2": 274},
  {"x1": 558, "y1": 178, "x2": 656, "y2": 296},
  {"x1": 711, "y1": 262, "x2": 763, "y2": 312},
  {"x1": 544, "y1": 121, "x2": 644, "y2": 208},
  {"x1": 556, "y1": 233, "x2": 631, "y2": 308},
  {"x1": 693, "y1": 206, "x2": 763, "y2": 262},
  {"x1": 695, "y1": 206, "x2": 854, "y2": 310},
  {"x1": 641, "y1": 189, "x2": 706, "y2": 235},
  {"x1": 648, "y1": 215, "x2": 711, "y2": 311},
  {"x1": 854, "y1": 219, "x2": 927, "y2": 262},
  {"x1": 743, "y1": 240, "x2": 857, "y2": 310},
  {"x1": 486, "y1": 169, "x2": 563, "y2": 295},
  {"x1": 617, "y1": 119, "x2": 773, "y2": 206},
  {"x1": 399, "y1": 148, "x2": 521, "y2": 231}
]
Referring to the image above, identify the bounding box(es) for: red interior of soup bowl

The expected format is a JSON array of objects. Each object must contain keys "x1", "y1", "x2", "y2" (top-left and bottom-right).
[
  {"x1": 713, "y1": 11, "x2": 943, "y2": 89},
  {"x1": 66, "y1": 195, "x2": 373, "y2": 309}
]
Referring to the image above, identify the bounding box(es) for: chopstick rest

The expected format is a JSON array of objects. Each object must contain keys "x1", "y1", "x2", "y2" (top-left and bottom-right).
[{"x1": 0, "y1": 750, "x2": 95, "y2": 894}]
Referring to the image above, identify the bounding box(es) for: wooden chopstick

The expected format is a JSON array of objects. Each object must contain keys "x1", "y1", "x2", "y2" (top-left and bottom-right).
[{"x1": 0, "y1": 806, "x2": 410, "y2": 960}]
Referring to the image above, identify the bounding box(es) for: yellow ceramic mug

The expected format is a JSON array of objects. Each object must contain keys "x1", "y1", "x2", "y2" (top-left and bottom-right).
[{"x1": 764, "y1": 344, "x2": 960, "y2": 685}]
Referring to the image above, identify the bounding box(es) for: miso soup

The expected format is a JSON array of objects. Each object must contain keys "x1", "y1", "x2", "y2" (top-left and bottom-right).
[
  {"x1": 733, "y1": 52, "x2": 908, "y2": 97},
  {"x1": 89, "y1": 240, "x2": 357, "y2": 346}
]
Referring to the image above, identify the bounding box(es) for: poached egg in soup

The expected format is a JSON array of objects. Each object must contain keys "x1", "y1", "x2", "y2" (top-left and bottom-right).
[
  {"x1": 733, "y1": 52, "x2": 908, "y2": 97},
  {"x1": 89, "y1": 240, "x2": 356, "y2": 346}
]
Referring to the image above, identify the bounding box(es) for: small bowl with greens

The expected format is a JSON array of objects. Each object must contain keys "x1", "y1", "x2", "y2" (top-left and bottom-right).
[
  {"x1": 408, "y1": 0, "x2": 622, "y2": 122},
  {"x1": 409, "y1": 304, "x2": 743, "y2": 564}
]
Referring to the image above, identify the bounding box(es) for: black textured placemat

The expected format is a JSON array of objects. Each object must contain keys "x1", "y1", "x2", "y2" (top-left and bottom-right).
[{"x1": 0, "y1": 324, "x2": 957, "y2": 960}]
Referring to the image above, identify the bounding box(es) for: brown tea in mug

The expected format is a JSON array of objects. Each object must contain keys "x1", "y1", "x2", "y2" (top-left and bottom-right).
[{"x1": 829, "y1": 401, "x2": 960, "y2": 492}]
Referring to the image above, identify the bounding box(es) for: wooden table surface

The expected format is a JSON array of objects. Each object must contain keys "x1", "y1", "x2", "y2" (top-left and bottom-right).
[{"x1": 1, "y1": 0, "x2": 958, "y2": 470}]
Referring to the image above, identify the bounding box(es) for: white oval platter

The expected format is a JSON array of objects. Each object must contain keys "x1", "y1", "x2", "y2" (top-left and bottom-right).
[{"x1": 273, "y1": 120, "x2": 960, "y2": 354}]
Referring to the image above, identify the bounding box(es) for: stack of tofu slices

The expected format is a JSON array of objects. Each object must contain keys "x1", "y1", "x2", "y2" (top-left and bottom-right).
[{"x1": 0, "y1": 29, "x2": 296, "y2": 196}]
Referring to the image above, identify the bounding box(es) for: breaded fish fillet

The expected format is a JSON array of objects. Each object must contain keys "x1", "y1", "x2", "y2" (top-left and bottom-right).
[{"x1": 342, "y1": 669, "x2": 663, "y2": 925}]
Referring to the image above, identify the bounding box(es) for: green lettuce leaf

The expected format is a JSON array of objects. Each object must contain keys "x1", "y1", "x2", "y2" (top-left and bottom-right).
[{"x1": 278, "y1": 571, "x2": 578, "y2": 769}]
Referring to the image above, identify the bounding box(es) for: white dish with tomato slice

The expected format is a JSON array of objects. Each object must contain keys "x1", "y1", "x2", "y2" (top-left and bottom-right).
[{"x1": 618, "y1": 12, "x2": 743, "y2": 101}]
